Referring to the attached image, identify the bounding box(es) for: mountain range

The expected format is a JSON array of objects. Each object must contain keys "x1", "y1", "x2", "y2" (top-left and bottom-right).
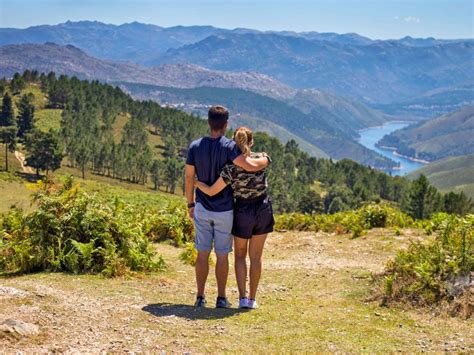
[
  {"x1": 1, "y1": 20, "x2": 473, "y2": 170},
  {"x1": 1, "y1": 21, "x2": 472, "y2": 108},
  {"x1": 0, "y1": 42, "x2": 396, "y2": 167}
]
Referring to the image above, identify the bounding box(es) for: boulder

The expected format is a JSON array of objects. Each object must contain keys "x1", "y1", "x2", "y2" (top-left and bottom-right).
[{"x1": 0, "y1": 319, "x2": 40, "y2": 338}]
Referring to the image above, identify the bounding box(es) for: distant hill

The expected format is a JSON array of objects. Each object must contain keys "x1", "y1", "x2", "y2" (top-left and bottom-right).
[
  {"x1": 374, "y1": 84, "x2": 474, "y2": 119},
  {"x1": 122, "y1": 83, "x2": 396, "y2": 168},
  {"x1": 157, "y1": 33, "x2": 474, "y2": 104},
  {"x1": 409, "y1": 154, "x2": 474, "y2": 199},
  {"x1": 378, "y1": 106, "x2": 474, "y2": 162},
  {"x1": 0, "y1": 43, "x2": 292, "y2": 98},
  {"x1": 1, "y1": 21, "x2": 472, "y2": 108},
  {"x1": 0, "y1": 21, "x2": 223, "y2": 63}
]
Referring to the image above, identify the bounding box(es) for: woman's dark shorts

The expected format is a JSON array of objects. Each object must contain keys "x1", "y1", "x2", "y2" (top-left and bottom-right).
[{"x1": 232, "y1": 195, "x2": 275, "y2": 239}]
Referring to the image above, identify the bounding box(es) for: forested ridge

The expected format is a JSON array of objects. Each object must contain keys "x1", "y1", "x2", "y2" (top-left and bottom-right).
[{"x1": 0, "y1": 70, "x2": 472, "y2": 216}]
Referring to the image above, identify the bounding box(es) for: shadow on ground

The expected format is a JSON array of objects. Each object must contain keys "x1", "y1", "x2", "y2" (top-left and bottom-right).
[
  {"x1": 143, "y1": 303, "x2": 246, "y2": 320},
  {"x1": 15, "y1": 172, "x2": 40, "y2": 182}
]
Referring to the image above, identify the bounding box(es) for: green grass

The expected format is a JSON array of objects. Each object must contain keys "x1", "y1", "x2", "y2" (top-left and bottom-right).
[
  {"x1": 35, "y1": 108, "x2": 62, "y2": 132},
  {"x1": 0, "y1": 168, "x2": 182, "y2": 214},
  {"x1": 0, "y1": 173, "x2": 33, "y2": 213},
  {"x1": 79, "y1": 178, "x2": 182, "y2": 209},
  {"x1": 0, "y1": 145, "x2": 22, "y2": 173},
  {"x1": 13, "y1": 85, "x2": 47, "y2": 108}
]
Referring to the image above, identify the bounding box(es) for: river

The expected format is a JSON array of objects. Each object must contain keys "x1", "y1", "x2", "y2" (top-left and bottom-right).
[{"x1": 358, "y1": 122, "x2": 426, "y2": 176}]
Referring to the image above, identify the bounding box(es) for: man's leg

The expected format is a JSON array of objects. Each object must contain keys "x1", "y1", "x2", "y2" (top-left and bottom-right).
[
  {"x1": 248, "y1": 234, "x2": 267, "y2": 300},
  {"x1": 193, "y1": 203, "x2": 213, "y2": 300},
  {"x1": 213, "y1": 209, "x2": 234, "y2": 301},
  {"x1": 234, "y1": 237, "x2": 249, "y2": 298},
  {"x1": 196, "y1": 250, "x2": 211, "y2": 297},
  {"x1": 215, "y1": 253, "x2": 229, "y2": 298}
]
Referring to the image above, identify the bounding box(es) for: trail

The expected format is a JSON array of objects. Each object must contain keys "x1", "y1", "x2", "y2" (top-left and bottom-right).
[
  {"x1": 14, "y1": 150, "x2": 34, "y2": 174},
  {"x1": 0, "y1": 229, "x2": 472, "y2": 352}
]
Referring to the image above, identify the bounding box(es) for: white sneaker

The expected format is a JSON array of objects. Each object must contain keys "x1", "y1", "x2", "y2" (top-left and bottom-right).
[
  {"x1": 247, "y1": 299, "x2": 258, "y2": 309},
  {"x1": 239, "y1": 297, "x2": 249, "y2": 309}
]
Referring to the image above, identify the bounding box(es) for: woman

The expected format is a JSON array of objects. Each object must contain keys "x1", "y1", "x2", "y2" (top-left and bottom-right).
[{"x1": 195, "y1": 127, "x2": 274, "y2": 309}]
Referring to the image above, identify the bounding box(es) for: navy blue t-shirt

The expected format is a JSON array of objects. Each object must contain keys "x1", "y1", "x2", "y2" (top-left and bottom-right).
[{"x1": 186, "y1": 136, "x2": 240, "y2": 212}]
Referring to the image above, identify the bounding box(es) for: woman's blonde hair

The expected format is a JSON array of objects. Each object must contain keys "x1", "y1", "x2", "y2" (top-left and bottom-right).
[{"x1": 234, "y1": 127, "x2": 253, "y2": 156}]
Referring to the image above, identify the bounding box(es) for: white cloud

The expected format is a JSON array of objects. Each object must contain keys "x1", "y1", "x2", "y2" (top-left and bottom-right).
[
  {"x1": 393, "y1": 15, "x2": 421, "y2": 23},
  {"x1": 404, "y1": 16, "x2": 420, "y2": 23}
]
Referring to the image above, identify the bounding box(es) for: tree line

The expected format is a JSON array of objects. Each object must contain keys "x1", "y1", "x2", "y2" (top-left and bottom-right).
[{"x1": 1, "y1": 70, "x2": 472, "y2": 217}]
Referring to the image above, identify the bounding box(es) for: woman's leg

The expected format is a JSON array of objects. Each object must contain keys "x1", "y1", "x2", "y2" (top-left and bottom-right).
[
  {"x1": 248, "y1": 233, "x2": 268, "y2": 299},
  {"x1": 234, "y1": 237, "x2": 249, "y2": 299}
]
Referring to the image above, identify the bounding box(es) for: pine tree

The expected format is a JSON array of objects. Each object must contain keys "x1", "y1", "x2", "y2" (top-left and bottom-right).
[
  {"x1": 164, "y1": 157, "x2": 184, "y2": 194},
  {"x1": 0, "y1": 93, "x2": 15, "y2": 127},
  {"x1": 0, "y1": 126, "x2": 17, "y2": 171},
  {"x1": 0, "y1": 78, "x2": 6, "y2": 96},
  {"x1": 443, "y1": 191, "x2": 473, "y2": 215},
  {"x1": 10, "y1": 73, "x2": 25, "y2": 94},
  {"x1": 150, "y1": 159, "x2": 164, "y2": 190},
  {"x1": 297, "y1": 190, "x2": 324, "y2": 214},
  {"x1": 25, "y1": 130, "x2": 63, "y2": 177},
  {"x1": 17, "y1": 93, "x2": 35, "y2": 139},
  {"x1": 403, "y1": 175, "x2": 442, "y2": 219}
]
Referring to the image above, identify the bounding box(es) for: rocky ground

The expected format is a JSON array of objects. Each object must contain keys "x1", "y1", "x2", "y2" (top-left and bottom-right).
[{"x1": 1, "y1": 229, "x2": 473, "y2": 352}]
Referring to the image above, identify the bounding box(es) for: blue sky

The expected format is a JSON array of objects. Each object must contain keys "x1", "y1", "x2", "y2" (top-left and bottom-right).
[{"x1": 0, "y1": 0, "x2": 472, "y2": 39}]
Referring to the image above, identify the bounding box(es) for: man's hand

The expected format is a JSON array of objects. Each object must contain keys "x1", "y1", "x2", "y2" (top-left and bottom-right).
[
  {"x1": 188, "y1": 206, "x2": 195, "y2": 219},
  {"x1": 185, "y1": 164, "x2": 196, "y2": 219}
]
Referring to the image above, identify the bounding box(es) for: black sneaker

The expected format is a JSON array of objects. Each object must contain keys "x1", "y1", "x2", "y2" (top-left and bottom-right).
[
  {"x1": 216, "y1": 297, "x2": 232, "y2": 309},
  {"x1": 194, "y1": 296, "x2": 207, "y2": 308}
]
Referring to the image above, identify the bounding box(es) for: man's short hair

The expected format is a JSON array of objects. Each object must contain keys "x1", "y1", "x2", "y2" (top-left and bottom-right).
[{"x1": 208, "y1": 105, "x2": 229, "y2": 131}]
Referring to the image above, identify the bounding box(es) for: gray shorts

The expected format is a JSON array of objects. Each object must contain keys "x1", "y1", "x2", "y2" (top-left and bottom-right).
[{"x1": 193, "y1": 202, "x2": 233, "y2": 254}]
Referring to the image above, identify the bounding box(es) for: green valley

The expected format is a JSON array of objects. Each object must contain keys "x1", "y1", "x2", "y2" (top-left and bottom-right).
[
  {"x1": 121, "y1": 82, "x2": 396, "y2": 168},
  {"x1": 378, "y1": 106, "x2": 474, "y2": 162}
]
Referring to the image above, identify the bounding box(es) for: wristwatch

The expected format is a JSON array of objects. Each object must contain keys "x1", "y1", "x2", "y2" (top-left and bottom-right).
[{"x1": 187, "y1": 202, "x2": 196, "y2": 209}]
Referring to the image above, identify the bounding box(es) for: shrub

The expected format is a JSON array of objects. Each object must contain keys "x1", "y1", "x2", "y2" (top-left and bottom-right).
[
  {"x1": 0, "y1": 177, "x2": 165, "y2": 276},
  {"x1": 179, "y1": 242, "x2": 215, "y2": 266},
  {"x1": 179, "y1": 242, "x2": 199, "y2": 266},
  {"x1": 274, "y1": 213, "x2": 316, "y2": 232},
  {"x1": 359, "y1": 203, "x2": 388, "y2": 228},
  {"x1": 381, "y1": 213, "x2": 473, "y2": 317},
  {"x1": 143, "y1": 202, "x2": 194, "y2": 246},
  {"x1": 275, "y1": 203, "x2": 414, "y2": 236}
]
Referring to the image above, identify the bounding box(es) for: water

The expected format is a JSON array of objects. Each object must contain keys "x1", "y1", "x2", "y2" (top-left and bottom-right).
[{"x1": 358, "y1": 122, "x2": 426, "y2": 176}]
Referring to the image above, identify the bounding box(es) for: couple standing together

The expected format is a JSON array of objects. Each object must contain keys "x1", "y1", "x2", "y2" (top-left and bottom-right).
[{"x1": 185, "y1": 105, "x2": 274, "y2": 309}]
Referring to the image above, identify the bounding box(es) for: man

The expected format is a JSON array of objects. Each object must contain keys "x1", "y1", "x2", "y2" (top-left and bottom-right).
[{"x1": 185, "y1": 105, "x2": 269, "y2": 308}]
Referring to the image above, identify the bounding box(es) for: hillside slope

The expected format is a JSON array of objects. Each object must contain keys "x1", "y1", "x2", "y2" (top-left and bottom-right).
[
  {"x1": 378, "y1": 106, "x2": 474, "y2": 162},
  {"x1": 409, "y1": 154, "x2": 474, "y2": 199},
  {"x1": 123, "y1": 83, "x2": 396, "y2": 167}
]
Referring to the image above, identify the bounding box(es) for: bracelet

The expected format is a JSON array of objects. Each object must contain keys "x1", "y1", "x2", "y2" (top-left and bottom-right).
[{"x1": 187, "y1": 202, "x2": 196, "y2": 209}]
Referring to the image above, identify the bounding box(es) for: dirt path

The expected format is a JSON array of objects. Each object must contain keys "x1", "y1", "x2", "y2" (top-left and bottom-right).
[
  {"x1": 14, "y1": 151, "x2": 34, "y2": 174},
  {"x1": 1, "y1": 229, "x2": 472, "y2": 352}
]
